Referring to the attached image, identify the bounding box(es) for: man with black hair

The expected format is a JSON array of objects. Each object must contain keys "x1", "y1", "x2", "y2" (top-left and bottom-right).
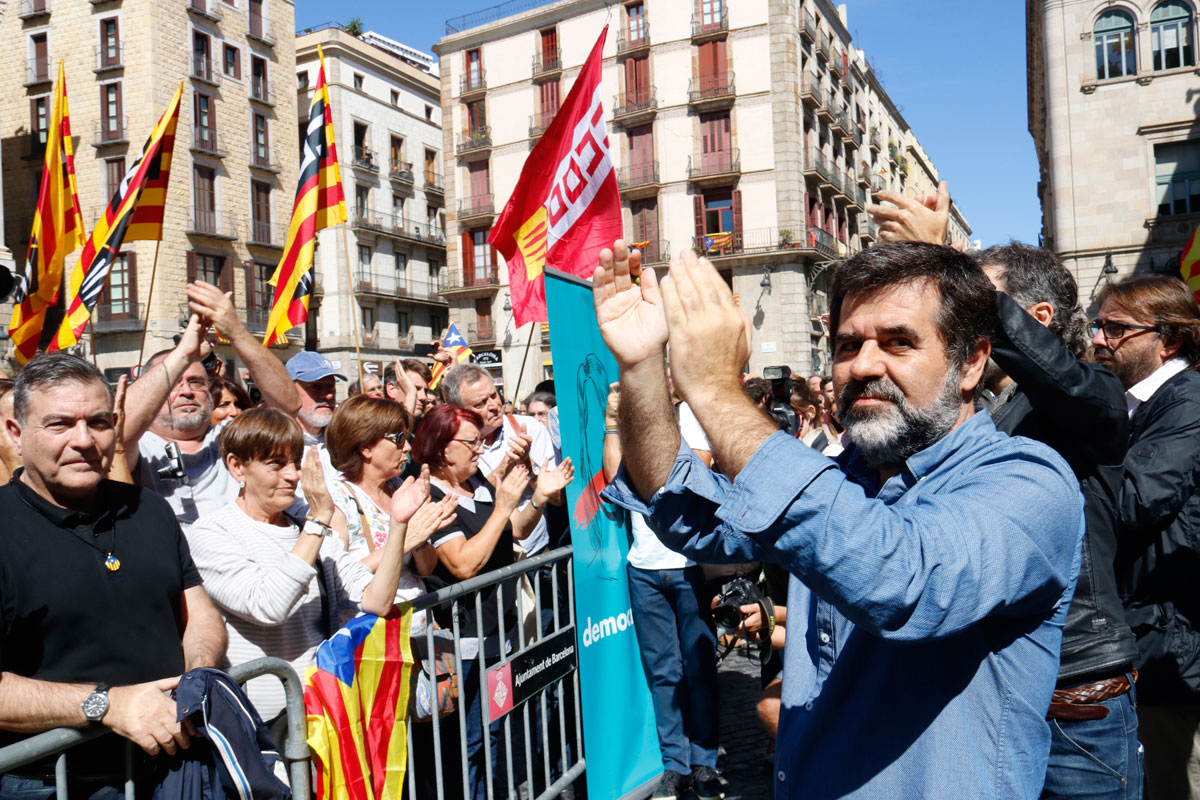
[{"x1": 595, "y1": 240, "x2": 1084, "y2": 798}]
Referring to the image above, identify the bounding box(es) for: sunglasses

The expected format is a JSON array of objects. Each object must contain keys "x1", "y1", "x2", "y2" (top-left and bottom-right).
[
  {"x1": 1089, "y1": 319, "x2": 1158, "y2": 341},
  {"x1": 382, "y1": 431, "x2": 413, "y2": 447}
]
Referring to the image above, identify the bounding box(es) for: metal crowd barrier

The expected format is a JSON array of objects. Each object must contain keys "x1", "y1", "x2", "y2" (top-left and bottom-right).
[
  {"x1": 406, "y1": 545, "x2": 585, "y2": 800},
  {"x1": 0, "y1": 657, "x2": 311, "y2": 800}
]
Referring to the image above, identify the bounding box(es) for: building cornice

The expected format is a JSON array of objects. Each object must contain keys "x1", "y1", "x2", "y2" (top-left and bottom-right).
[
  {"x1": 436, "y1": 0, "x2": 607, "y2": 55},
  {"x1": 297, "y1": 30, "x2": 439, "y2": 96}
]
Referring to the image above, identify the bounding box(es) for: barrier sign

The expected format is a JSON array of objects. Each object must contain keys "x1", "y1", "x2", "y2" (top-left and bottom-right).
[{"x1": 486, "y1": 627, "x2": 577, "y2": 721}]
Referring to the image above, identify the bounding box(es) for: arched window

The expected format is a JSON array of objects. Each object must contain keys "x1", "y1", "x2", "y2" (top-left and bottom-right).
[
  {"x1": 1151, "y1": 0, "x2": 1195, "y2": 70},
  {"x1": 1094, "y1": 9, "x2": 1137, "y2": 79}
]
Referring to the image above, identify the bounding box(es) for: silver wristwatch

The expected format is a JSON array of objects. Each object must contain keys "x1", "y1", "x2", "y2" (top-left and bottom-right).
[
  {"x1": 81, "y1": 684, "x2": 110, "y2": 723},
  {"x1": 303, "y1": 517, "x2": 333, "y2": 537}
]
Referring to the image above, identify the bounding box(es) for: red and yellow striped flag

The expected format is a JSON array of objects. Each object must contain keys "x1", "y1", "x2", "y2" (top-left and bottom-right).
[
  {"x1": 49, "y1": 83, "x2": 182, "y2": 352},
  {"x1": 263, "y1": 46, "x2": 346, "y2": 347},
  {"x1": 1182, "y1": 227, "x2": 1200, "y2": 302},
  {"x1": 8, "y1": 62, "x2": 85, "y2": 364}
]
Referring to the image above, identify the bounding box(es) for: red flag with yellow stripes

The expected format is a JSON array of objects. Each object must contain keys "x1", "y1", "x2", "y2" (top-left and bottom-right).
[
  {"x1": 48, "y1": 83, "x2": 182, "y2": 352},
  {"x1": 1181, "y1": 227, "x2": 1200, "y2": 303},
  {"x1": 8, "y1": 62, "x2": 85, "y2": 364},
  {"x1": 263, "y1": 47, "x2": 346, "y2": 347}
]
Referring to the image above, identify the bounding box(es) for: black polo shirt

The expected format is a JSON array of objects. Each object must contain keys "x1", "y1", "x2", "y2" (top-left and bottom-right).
[{"x1": 0, "y1": 472, "x2": 202, "y2": 686}]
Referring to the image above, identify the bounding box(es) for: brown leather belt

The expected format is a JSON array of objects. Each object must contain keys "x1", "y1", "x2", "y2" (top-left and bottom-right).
[{"x1": 1046, "y1": 669, "x2": 1137, "y2": 721}]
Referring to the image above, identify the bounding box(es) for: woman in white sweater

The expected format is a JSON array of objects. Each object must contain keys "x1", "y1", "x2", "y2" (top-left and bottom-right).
[{"x1": 186, "y1": 408, "x2": 455, "y2": 722}]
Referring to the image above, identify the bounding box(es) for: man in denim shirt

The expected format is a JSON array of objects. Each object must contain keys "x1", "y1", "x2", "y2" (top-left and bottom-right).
[{"x1": 593, "y1": 240, "x2": 1085, "y2": 798}]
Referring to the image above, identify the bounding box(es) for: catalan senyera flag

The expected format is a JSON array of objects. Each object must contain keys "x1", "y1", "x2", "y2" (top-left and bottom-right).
[
  {"x1": 428, "y1": 323, "x2": 472, "y2": 390},
  {"x1": 8, "y1": 62, "x2": 85, "y2": 364},
  {"x1": 305, "y1": 610, "x2": 414, "y2": 800},
  {"x1": 48, "y1": 83, "x2": 183, "y2": 352},
  {"x1": 1181, "y1": 227, "x2": 1200, "y2": 302},
  {"x1": 489, "y1": 27, "x2": 621, "y2": 327},
  {"x1": 704, "y1": 232, "x2": 732, "y2": 253},
  {"x1": 264, "y1": 46, "x2": 346, "y2": 347}
]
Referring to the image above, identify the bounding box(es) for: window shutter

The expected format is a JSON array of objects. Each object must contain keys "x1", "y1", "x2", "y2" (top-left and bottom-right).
[
  {"x1": 460, "y1": 231, "x2": 474, "y2": 282},
  {"x1": 115, "y1": 83, "x2": 123, "y2": 132},
  {"x1": 186, "y1": 250, "x2": 197, "y2": 284},
  {"x1": 127, "y1": 251, "x2": 138, "y2": 299},
  {"x1": 220, "y1": 255, "x2": 234, "y2": 293},
  {"x1": 244, "y1": 259, "x2": 255, "y2": 311},
  {"x1": 693, "y1": 194, "x2": 704, "y2": 243},
  {"x1": 732, "y1": 189, "x2": 743, "y2": 250}
]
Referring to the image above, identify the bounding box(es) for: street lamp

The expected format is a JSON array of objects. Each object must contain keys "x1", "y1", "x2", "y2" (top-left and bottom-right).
[{"x1": 759, "y1": 266, "x2": 772, "y2": 291}]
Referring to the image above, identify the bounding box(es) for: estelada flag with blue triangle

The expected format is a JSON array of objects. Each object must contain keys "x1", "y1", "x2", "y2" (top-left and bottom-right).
[
  {"x1": 429, "y1": 324, "x2": 472, "y2": 390},
  {"x1": 1181, "y1": 226, "x2": 1200, "y2": 302}
]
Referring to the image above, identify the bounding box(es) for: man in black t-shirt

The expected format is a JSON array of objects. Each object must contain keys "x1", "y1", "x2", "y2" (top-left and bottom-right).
[{"x1": 0, "y1": 354, "x2": 226, "y2": 792}]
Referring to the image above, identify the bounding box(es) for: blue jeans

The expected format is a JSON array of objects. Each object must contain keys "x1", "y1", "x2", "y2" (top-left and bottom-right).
[
  {"x1": 1042, "y1": 676, "x2": 1143, "y2": 800},
  {"x1": 627, "y1": 564, "x2": 720, "y2": 775},
  {"x1": 0, "y1": 774, "x2": 125, "y2": 800}
]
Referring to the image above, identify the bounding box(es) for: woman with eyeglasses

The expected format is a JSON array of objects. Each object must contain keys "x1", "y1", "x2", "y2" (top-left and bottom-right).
[
  {"x1": 324, "y1": 395, "x2": 437, "y2": 580},
  {"x1": 411, "y1": 403, "x2": 574, "y2": 800}
]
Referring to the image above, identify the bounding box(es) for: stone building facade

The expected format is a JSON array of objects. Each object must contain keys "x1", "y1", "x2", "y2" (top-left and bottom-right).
[
  {"x1": 296, "y1": 27, "x2": 446, "y2": 390},
  {"x1": 434, "y1": 0, "x2": 969, "y2": 391},
  {"x1": 1, "y1": 0, "x2": 298, "y2": 379},
  {"x1": 1027, "y1": 0, "x2": 1200, "y2": 300}
]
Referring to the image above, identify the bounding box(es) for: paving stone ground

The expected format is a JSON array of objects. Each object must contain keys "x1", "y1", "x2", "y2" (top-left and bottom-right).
[{"x1": 714, "y1": 650, "x2": 774, "y2": 800}]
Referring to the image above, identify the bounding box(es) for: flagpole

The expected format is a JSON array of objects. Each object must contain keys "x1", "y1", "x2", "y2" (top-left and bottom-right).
[
  {"x1": 338, "y1": 222, "x2": 363, "y2": 386},
  {"x1": 513, "y1": 324, "x2": 536, "y2": 404},
  {"x1": 137, "y1": 241, "x2": 162, "y2": 369},
  {"x1": 87, "y1": 318, "x2": 99, "y2": 367}
]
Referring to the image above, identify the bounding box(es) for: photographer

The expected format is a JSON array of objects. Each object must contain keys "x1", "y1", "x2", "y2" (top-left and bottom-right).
[{"x1": 601, "y1": 381, "x2": 723, "y2": 800}]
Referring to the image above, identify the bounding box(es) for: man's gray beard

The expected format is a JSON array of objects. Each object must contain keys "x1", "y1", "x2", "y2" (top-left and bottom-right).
[
  {"x1": 840, "y1": 366, "x2": 964, "y2": 470},
  {"x1": 157, "y1": 400, "x2": 213, "y2": 436},
  {"x1": 298, "y1": 406, "x2": 333, "y2": 430}
]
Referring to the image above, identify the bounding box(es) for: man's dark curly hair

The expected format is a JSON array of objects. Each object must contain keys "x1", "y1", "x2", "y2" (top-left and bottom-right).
[{"x1": 978, "y1": 242, "x2": 1089, "y2": 356}]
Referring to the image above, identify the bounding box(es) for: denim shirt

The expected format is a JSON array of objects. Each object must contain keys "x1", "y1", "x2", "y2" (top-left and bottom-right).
[{"x1": 603, "y1": 410, "x2": 1084, "y2": 799}]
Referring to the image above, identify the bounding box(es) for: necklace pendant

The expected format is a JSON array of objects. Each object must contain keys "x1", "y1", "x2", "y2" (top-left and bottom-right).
[{"x1": 104, "y1": 554, "x2": 121, "y2": 572}]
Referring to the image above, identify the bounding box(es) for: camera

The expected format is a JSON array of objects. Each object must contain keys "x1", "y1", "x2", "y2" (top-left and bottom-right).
[
  {"x1": 156, "y1": 442, "x2": 187, "y2": 481},
  {"x1": 762, "y1": 365, "x2": 799, "y2": 437},
  {"x1": 712, "y1": 576, "x2": 765, "y2": 631}
]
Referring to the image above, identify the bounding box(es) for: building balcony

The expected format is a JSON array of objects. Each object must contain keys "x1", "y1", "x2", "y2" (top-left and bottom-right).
[
  {"x1": 857, "y1": 166, "x2": 872, "y2": 187},
  {"x1": 457, "y1": 194, "x2": 494, "y2": 223},
  {"x1": 250, "y1": 144, "x2": 281, "y2": 173},
  {"x1": 248, "y1": 220, "x2": 286, "y2": 249},
  {"x1": 439, "y1": 267, "x2": 500, "y2": 295},
  {"x1": 631, "y1": 239, "x2": 670, "y2": 265},
  {"x1": 424, "y1": 171, "x2": 445, "y2": 197},
  {"x1": 691, "y1": 5, "x2": 728, "y2": 41},
  {"x1": 187, "y1": 210, "x2": 239, "y2": 240},
  {"x1": 800, "y1": 73, "x2": 820, "y2": 108},
  {"x1": 191, "y1": 57, "x2": 217, "y2": 86},
  {"x1": 690, "y1": 226, "x2": 841, "y2": 261},
  {"x1": 353, "y1": 271, "x2": 447, "y2": 305},
  {"x1": 25, "y1": 62, "x2": 51, "y2": 87},
  {"x1": 829, "y1": 168, "x2": 845, "y2": 198},
  {"x1": 351, "y1": 208, "x2": 447, "y2": 248},
  {"x1": 616, "y1": 25, "x2": 650, "y2": 57},
  {"x1": 93, "y1": 116, "x2": 129, "y2": 147},
  {"x1": 817, "y1": 31, "x2": 831, "y2": 61},
  {"x1": 460, "y1": 70, "x2": 486, "y2": 98},
  {"x1": 803, "y1": 148, "x2": 834, "y2": 185},
  {"x1": 191, "y1": 128, "x2": 225, "y2": 158},
  {"x1": 816, "y1": 96, "x2": 834, "y2": 123},
  {"x1": 247, "y1": 13, "x2": 276, "y2": 46},
  {"x1": 831, "y1": 109, "x2": 849, "y2": 137},
  {"x1": 352, "y1": 145, "x2": 379, "y2": 173},
  {"x1": 532, "y1": 50, "x2": 561, "y2": 80},
  {"x1": 830, "y1": 48, "x2": 843, "y2": 78},
  {"x1": 186, "y1": 0, "x2": 220, "y2": 21},
  {"x1": 687, "y1": 72, "x2": 735, "y2": 109},
  {"x1": 467, "y1": 321, "x2": 496, "y2": 344},
  {"x1": 849, "y1": 123, "x2": 863, "y2": 148},
  {"x1": 808, "y1": 226, "x2": 838, "y2": 258},
  {"x1": 611, "y1": 87, "x2": 657, "y2": 125},
  {"x1": 389, "y1": 160, "x2": 414, "y2": 185},
  {"x1": 887, "y1": 143, "x2": 899, "y2": 166},
  {"x1": 18, "y1": 0, "x2": 50, "y2": 18},
  {"x1": 869, "y1": 131, "x2": 881, "y2": 152},
  {"x1": 800, "y1": 10, "x2": 816, "y2": 43},
  {"x1": 687, "y1": 149, "x2": 740, "y2": 185},
  {"x1": 456, "y1": 128, "x2": 492, "y2": 159},
  {"x1": 616, "y1": 161, "x2": 660, "y2": 198},
  {"x1": 250, "y1": 78, "x2": 275, "y2": 106},
  {"x1": 857, "y1": 213, "x2": 877, "y2": 243},
  {"x1": 94, "y1": 43, "x2": 124, "y2": 72},
  {"x1": 93, "y1": 300, "x2": 140, "y2": 333},
  {"x1": 243, "y1": 307, "x2": 270, "y2": 334},
  {"x1": 845, "y1": 179, "x2": 865, "y2": 210},
  {"x1": 529, "y1": 111, "x2": 556, "y2": 139}
]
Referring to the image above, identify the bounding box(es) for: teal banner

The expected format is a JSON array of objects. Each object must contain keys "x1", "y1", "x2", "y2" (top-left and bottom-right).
[{"x1": 544, "y1": 268, "x2": 661, "y2": 799}]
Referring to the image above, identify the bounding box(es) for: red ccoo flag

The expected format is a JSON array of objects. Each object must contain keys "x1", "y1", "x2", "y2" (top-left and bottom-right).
[{"x1": 489, "y1": 27, "x2": 621, "y2": 327}]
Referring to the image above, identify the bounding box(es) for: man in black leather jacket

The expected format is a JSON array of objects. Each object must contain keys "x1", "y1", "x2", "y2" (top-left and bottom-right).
[
  {"x1": 1091, "y1": 273, "x2": 1200, "y2": 800},
  {"x1": 979, "y1": 244, "x2": 1140, "y2": 800}
]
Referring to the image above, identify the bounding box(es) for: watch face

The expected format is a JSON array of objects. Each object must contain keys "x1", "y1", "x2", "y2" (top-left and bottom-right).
[{"x1": 82, "y1": 690, "x2": 109, "y2": 721}]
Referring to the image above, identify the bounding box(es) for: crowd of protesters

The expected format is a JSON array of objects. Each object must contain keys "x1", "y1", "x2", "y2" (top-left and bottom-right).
[{"x1": 0, "y1": 178, "x2": 1199, "y2": 800}]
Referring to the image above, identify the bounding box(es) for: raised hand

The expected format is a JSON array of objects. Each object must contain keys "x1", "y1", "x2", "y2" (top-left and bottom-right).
[
  {"x1": 592, "y1": 239, "x2": 668, "y2": 370},
  {"x1": 533, "y1": 457, "x2": 574, "y2": 506},
  {"x1": 390, "y1": 463, "x2": 432, "y2": 524},
  {"x1": 867, "y1": 180, "x2": 950, "y2": 245},
  {"x1": 301, "y1": 446, "x2": 334, "y2": 518},
  {"x1": 105, "y1": 375, "x2": 134, "y2": 483},
  {"x1": 187, "y1": 281, "x2": 246, "y2": 340},
  {"x1": 495, "y1": 464, "x2": 530, "y2": 513},
  {"x1": 403, "y1": 492, "x2": 458, "y2": 551},
  {"x1": 659, "y1": 249, "x2": 751, "y2": 406},
  {"x1": 604, "y1": 382, "x2": 620, "y2": 427},
  {"x1": 391, "y1": 356, "x2": 418, "y2": 413}
]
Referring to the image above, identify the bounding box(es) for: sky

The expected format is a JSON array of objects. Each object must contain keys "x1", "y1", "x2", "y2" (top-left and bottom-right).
[{"x1": 294, "y1": 0, "x2": 1041, "y2": 247}]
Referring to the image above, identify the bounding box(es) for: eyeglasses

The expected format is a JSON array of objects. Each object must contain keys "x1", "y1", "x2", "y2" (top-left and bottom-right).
[
  {"x1": 382, "y1": 431, "x2": 412, "y2": 447},
  {"x1": 1089, "y1": 319, "x2": 1159, "y2": 341},
  {"x1": 452, "y1": 437, "x2": 485, "y2": 452}
]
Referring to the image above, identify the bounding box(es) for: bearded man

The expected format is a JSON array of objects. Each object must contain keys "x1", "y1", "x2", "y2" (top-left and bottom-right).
[
  {"x1": 596, "y1": 240, "x2": 1085, "y2": 798},
  {"x1": 122, "y1": 281, "x2": 299, "y2": 530}
]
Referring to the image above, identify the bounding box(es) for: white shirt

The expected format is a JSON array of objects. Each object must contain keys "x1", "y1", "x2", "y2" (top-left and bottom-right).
[
  {"x1": 136, "y1": 419, "x2": 238, "y2": 532},
  {"x1": 477, "y1": 414, "x2": 557, "y2": 555},
  {"x1": 1126, "y1": 357, "x2": 1189, "y2": 418},
  {"x1": 627, "y1": 403, "x2": 710, "y2": 570}
]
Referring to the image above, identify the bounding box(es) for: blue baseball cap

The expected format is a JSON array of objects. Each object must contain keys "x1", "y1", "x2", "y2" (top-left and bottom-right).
[{"x1": 286, "y1": 351, "x2": 348, "y2": 383}]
